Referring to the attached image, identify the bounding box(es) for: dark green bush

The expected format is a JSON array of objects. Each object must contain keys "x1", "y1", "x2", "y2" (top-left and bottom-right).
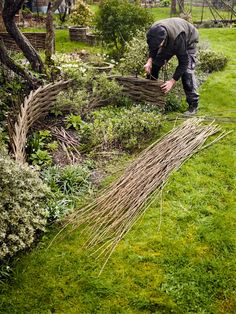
[
  {"x1": 94, "y1": 0, "x2": 153, "y2": 58},
  {"x1": 197, "y1": 50, "x2": 228, "y2": 73},
  {"x1": 0, "y1": 155, "x2": 49, "y2": 260}
]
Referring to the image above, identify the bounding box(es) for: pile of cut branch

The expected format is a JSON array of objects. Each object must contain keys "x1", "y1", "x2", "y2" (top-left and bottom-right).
[{"x1": 58, "y1": 118, "x2": 228, "y2": 274}]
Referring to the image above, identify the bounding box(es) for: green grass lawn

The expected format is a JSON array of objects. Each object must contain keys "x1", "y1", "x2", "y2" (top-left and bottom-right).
[
  {"x1": 90, "y1": 3, "x2": 232, "y2": 22},
  {"x1": 149, "y1": 6, "x2": 234, "y2": 22},
  {"x1": 90, "y1": 4, "x2": 232, "y2": 22},
  {"x1": 55, "y1": 29, "x2": 103, "y2": 54},
  {"x1": 0, "y1": 28, "x2": 235, "y2": 313}
]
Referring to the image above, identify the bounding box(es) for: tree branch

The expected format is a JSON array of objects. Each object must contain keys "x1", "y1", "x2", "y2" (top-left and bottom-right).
[
  {"x1": 2, "y1": 1, "x2": 45, "y2": 73},
  {"x1": 0, "y1": 39, "x2": 40, "y2": 88},
  {"x1": 3, "y1": 0, "x2": 25, "y2": 17}
]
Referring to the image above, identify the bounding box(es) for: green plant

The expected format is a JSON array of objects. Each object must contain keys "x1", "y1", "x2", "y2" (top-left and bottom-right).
[
  {"x1": 159, "y1": 0, "x2": 171, "y2": 7},
  {"x1": 27, "y1": 130, "x2": 56, "y2": 167},
  {"x1": 56, "y1": 68, "x2": 124, "y2": 115},
  {"x1": 65, "y1": 114, "x2": 93, "y2": 143},
  {"x1": 0, "y1": 71, "x2": 30, "y2": 123},
  {"x1": 69, "y1": 0, "x2": 94, "y2": 26},
  {"x1": 30, "y1": 150, "x2": 53, "y2": 167},
  {"x1": 197, "y1": 49, "x2": 228, "y2": 73},
  {"x1": 53, "y1": 87, "x2": 89, "y2": 114},
  {"x1": 119, "y1": 30, "x2": 148, "y2": 76},
  {"x1": 28, "y1": 130, "x2": 52, "y2": 152},
  {"x1": 47, "y1": 141, "x2": 59, "y2": 151},
  {"x1": 40, "y1": 163, "x2": 95, "y2": 221},
  {"x1": 65, "y1": 113, "x2": 84, "y2": 130},
  {"x1": 41, "y1": 164, "x2": 93, "y2": 196},
  {"x1": 94, "y1": 0, "x2": 153, "y2": 58},
  {"x1": 91, "y1": 73, "x2": 123, "y2": 104},
  {"x1": 0, "y1": 154, "x2": 49, "y2": 260},
  {"x1": 0, "y1": 128, "x2": 8, "y2": 153},
  {"x1": 78, "y1": 105, "x2": 162, "y2": 151}
]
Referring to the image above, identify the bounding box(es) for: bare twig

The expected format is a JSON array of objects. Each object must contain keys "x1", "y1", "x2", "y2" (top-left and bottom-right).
[{"x1": 51, "y1": 118, "x2": 226, "y2": 274}]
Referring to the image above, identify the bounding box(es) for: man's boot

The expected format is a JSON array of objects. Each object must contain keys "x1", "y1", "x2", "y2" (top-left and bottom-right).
[{"x1": 184, "y1": 103, "x2": 198, "y2": 116}]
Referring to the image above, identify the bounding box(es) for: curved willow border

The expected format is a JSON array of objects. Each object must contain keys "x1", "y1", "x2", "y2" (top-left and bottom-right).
[{"x1": 8, "y1": 80, "x2": 72, "y2": 164}]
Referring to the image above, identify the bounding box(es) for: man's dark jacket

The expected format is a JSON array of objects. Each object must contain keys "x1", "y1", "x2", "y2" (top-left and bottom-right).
[{"x1": 147, "y1": 18, "x2": 199, "y2": 81}]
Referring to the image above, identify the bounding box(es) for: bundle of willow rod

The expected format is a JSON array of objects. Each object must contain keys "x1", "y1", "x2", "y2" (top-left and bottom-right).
[{"x1": 62, "y1": 118, "x2": 226, "y2": 273}]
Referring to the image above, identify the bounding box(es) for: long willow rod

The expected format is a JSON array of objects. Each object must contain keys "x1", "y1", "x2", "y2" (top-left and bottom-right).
[{"x1": 49, "y1": 119, "x2": 227, "y2": 274}]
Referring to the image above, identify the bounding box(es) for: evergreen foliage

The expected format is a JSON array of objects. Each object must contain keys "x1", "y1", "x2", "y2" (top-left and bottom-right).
[
  {"x1": 69, "y1": 0, "x2": 93, "y2": 26},
  {"x1": 0, "y1": 155, "x2": 49, "y2": 260},
  {"x1": 94, "y1": 0, "x2": 153, "y2": 57}
]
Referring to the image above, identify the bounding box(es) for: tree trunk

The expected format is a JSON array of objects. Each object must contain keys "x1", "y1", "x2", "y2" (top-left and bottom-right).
[
  {"x1": 45, "y1": 0, "x2": 64, "y2": 65},
  {"x1": 0, "y1": 1, "x2": 5, "y2": 31},
  {"x1": 170, "y1": 0, "x2": 177, "y2": 15},
  {"x1": 45, "y1": 2, "x2": 55, "y2": 65},
  {"x1": 0, "y1": 39, "x2": 40, "y2": 88},
  {"x1": 178, "y1": 0, "x2": 185, "y2": 13},
  {"x1": 2, "y1": 0, "x2": 44, "y2": 73}
]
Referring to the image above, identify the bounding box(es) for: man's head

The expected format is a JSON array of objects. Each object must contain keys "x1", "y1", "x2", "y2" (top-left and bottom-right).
[{"x1": 146, "y1": 25, "x2": 167, "y2": 52}]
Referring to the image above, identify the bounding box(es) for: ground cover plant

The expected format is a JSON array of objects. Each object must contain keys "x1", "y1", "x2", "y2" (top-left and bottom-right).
[{"x1": 0, "y1": 27, "x2": 235, "y2": 313}]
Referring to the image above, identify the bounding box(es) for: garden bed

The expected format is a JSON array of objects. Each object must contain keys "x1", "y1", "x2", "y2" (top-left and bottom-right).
[
  {"x1": 69, "y1": 26, "x2": 100, "y2": 46},
  {"x1": 0, "y1": 32, "x2": 47, "y2": 51}
]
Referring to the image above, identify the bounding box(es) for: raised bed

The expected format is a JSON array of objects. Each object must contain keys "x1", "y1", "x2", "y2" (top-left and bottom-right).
[
  {"x1": 69, "y1": 26, "x2": 88, "y2": 42},
  {"x1": 69, "y1": 26, "x2": 100, "y2": 45},
  {"x1": 0, "y1": 32, "x2": 46, "y2": 51}
]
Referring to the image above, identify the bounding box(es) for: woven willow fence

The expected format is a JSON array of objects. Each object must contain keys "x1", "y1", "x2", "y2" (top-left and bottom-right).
[
  {"x1": 112, "y1": 76, "x2": 165, "y2": 108},
  {"x1": 8, "y1": 80, "x2": 72, "y2": 164}
]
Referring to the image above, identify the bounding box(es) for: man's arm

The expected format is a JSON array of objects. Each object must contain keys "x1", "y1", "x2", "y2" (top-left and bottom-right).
[
  {"x1": 161, "y1": 33, "x2": 188, "y2": 93},
  {"x1": 144, "y1": 57, "x2": 153, "y2": 74}
]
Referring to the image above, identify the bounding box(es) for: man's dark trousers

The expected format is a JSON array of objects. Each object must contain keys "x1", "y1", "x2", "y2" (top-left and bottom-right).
[{"x1": 149, "y1": 49, "x2": 199, "y2": 110}]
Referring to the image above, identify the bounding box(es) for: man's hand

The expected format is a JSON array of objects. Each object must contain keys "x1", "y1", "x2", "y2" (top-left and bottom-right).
[
  {"x1": 161, "y1": 79, "x2": 176, "y2": 94},
  {"x1": 144, "y1": 58, "x2": 153, "y2": 74}
]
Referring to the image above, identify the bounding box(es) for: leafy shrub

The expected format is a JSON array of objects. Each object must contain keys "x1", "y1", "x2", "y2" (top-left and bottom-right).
[
  {"x1": 0, "y1": 155, "x2": 49, "y2": 260},
  {"x1": 77, "y1": 106, "x2": 161, "y2": 151},
  {"x1": 69, "y1": 0, "x2": 93, "y2": 26},
  {"x1": 66, "y1": 113, "x2": 84, "y2": 130},
  {"x1": 94, "y1": 0, "x2": 153, "y2": 57},
  {"x1": 119, "y1": 30, "x2": 148, "y2": 76},
  {"x1": 55, "y1": 68, "x2": 123, "y2": 114},
  {"x1": 159, "y1": 0, "x2": 171, "y2": 6},
  {"x1": 90, "y1": 73, "x2": 123, "y2": 105},
  {"x1": 0, "y1": 128, "x2": 8, "y2": 154},
  {"x1": 197, "y1": 50, "x2": 228, "y2": 73}
]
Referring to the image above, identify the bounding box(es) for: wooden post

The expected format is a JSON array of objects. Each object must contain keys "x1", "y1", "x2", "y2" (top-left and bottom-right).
[{"x1": 0, "y1": 2, "x2": 6, "y2": 31}]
